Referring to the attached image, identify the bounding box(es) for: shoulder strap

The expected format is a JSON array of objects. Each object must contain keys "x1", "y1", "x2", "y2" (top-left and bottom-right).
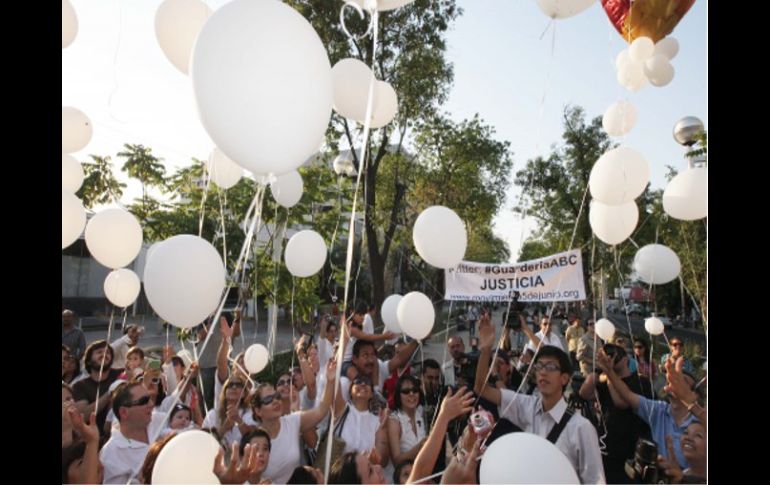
[
  {"x1": 333, "y1": 404, "x2": 351, "y2": 438},
  {"x1": 546, "y1": 407, "x2": 574, "y2": 444}
]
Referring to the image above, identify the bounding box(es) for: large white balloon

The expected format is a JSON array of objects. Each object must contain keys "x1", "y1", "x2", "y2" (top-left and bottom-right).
[
  {"x1": 62, "y1": 190, "x2": 86, "y2": 249},
  {"x1": 85, "y1": 209, "x2": 143, "y2": 269},
  {"x1": 645, "y1": 316, "x2": 664, "y2": 336},
  {"x1": 536, "y1": 0, "x2": 596, "y2": 19},
  {"x1": 155, "y1": 0, "x2": 212, "y2": 74},
  {"x1": 480, "y1": 432, "x2": 580, "y2": 484},
  {"x1": 413, "y1": 206, "x2": 467, "y2": 269},
  {"x1": 207, "y1": 148, "x2": 243, "y2": 189},
  {"x1": 589, "y1": 146, "x2": 650, "y2": 205},
  {"x1": 629, "y1": 36, "x2": 655, "y2": 62},
  {"x1": 633, "y1": 244, "x2": 681, "y2": 285},
  {"x1": 152, "y1": 430, "x2": 220, "y2": 484},
  {"x1": 270, "y1": 171, "x2": 304, "y2": 208},
  {"x1": 62, "y1": 154, "x2": 85, "y2": 193},
  {"x1": 589, "y1": 200, "x2": 638, "y2": 245},
  {"x1": 370, "y1": 81, "x2": 398, "y2": 128},
  {"x1": 332, "y1": 58, "x2": 373, "y2": 122},
  {"x1": 244, "y1": 344, "x2": 269, "y2": 374},
  {"x1": 654, "y1": 37, "x2": 679, "y2": 60},
  {"x1": 662, "y1": 167, "x2": 707, "y2": 220},
  {"x1": 381, "y1": 294, "x2": 403, "y2": 334},
  {"x1": 350, "y1": 0, "x2": 416, "y2": 12},
  {"x1": 62, "y1": 107, "x2": 93, "y2": 154},
  {"x1": 602, "y1": 100, "x2": 638, "y2": 137},
  {"x1": 144, "y1": 235, "x2": 226, "y2": 328},
  {"x1": 104, "y1": 269, "x2": 141, "y2": 308},
  {"x1": 396, "y1": 292, "x2": 434, "y2": 340},
  {"x1": 191, "y1": 0, "x2": 332, "y2": 176},
  {"x1": 643, "y1": 54, "x2": 675, "y2": 87},
  {"x1": 616, "y1": 58, "x2": 648, "y2": 92},
  {"x1": 62, "y1": 0, "x2": 78, "y2": 48},
  {"x1": 284, "y1": 230, "x2": 327, "y2": 278},
  {"x1": 595, "y1": 318, "x2": 616, "y2": 341}
]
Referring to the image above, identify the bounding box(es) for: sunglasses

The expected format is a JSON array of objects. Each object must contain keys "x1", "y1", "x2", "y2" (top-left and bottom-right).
[
  {"x1": 256, "y1": 392, "x2": 282, "y2": 407},
  {"x1": 276, "y1": 378, "x2": 292, "y2": 387},
  {"x1": 671, "y1": 342, "x2": 683, "y2": 347},
  {"x1": 124, "y1": 395, "x2": 152, "y2": 408},
  {"x1": 352, "y1": 378, "x2": 372, "y2": 387},
  {"x1": 400, "y1": 387, "x2": 420, "y2": 395},
  {"x1": 227, "y1": 381, "x2": 245, "y2": 389}
]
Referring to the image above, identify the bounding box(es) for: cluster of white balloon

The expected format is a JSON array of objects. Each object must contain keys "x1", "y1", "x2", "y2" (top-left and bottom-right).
[
  {"x1": 332, "y1": 58, "x2": 398, "y2": 128},
  {"x1": 61, "y1": 107, "x2": 92, "y2": 253},
  {"x1": 616, "y1": 36, "x2": 679, "y2": 91}
]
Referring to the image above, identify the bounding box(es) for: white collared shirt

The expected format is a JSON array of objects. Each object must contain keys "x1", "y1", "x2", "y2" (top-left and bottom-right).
[
  {"x1": 499, "y1": 390, "x2": 605, "y2": 484},
  {"x1": 525, "y1": 330, "x2": 566, "y2": 353},
  {"x1": 110, "y1": 334, "x2": 133, "y2": 369},
  {"x1": 100, "y1": 412, "x2": 166, "y2": 484}
]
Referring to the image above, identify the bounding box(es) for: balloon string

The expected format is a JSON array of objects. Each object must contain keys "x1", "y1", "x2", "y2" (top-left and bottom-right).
[
  {"x1": 199, "y1": 161, "x2": 212, "y2": 237},
  {"x1": 94, "y1": 307, "x2": 116, "y2": 417}
]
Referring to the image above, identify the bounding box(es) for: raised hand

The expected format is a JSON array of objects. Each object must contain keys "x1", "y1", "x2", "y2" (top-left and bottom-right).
[
  {"x1": 657, "y1": 435, "x2": 684, "y2": 483},
  {"x1": 69, "y1": 409, "x2": 99, "y2": 444},
  {"x1": 438, "y1": 386, "x2": 475, "y2": 422},
  {"x1": 441, "y1": 440, "x2": 482, "y2": 484},
  {"x1": 215, "y1": 442, "x2": 260, "y2": 484},
  {"x1": 478, "y1": 312, "x2": 495, "y2": 350}
]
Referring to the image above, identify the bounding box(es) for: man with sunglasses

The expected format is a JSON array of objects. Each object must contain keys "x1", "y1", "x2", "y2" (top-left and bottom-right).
[
  {"x1": 475, "y1": 315, "x2": 605, "y2": 484},
  {"x1": 579, "y1": 343, "x2": 653, "y2": 483},
  {"x1": 99, "y1": 382, "x2": 166, "y2": 484}
]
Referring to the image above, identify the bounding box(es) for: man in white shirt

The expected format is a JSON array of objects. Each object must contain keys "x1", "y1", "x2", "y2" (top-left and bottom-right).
[
  {"x1": 338, "y1": 338, "x2": 418, "y2": 402},
  {"x1": 475, "y1": 314, "x2": 605, "y2": 484},
  {"x1": 100, "y1": 382, "x2": 166, "y2": 484},
  {"x1": 111, "y1": 325, "x2": 143, "y2": 370},
  {"x1": 525, "y1": 316, "x2": 565, "y2": 354}
]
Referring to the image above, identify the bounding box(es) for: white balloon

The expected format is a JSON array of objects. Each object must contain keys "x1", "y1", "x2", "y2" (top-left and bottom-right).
[
  {"x1": 654, "y1": 37, "x2": 679, "y2": 60},
  {"x1": 413, "y1": 206, "x2": 467, "y2": 269},
  {"x1": 152, "y1": 430, "x2": 220, "y2": 484},
  {"x1": 144, "y1": 235, "x2": 226, "y2": 329},
  {"x1": 644, "y1": 54, "x2": 675, "y2": 87},
  {"x1": 191, "y1": 0, "x2": 332, "y2": 176},
  {"x1": 662, "y1": 167, "x2": 707, "y2": 220},
  {"x1": 244, "y1": 344, "x2": 269, "y2": 374},
  {"x1": 536, "y1": 0, "x2": 596, "y2": 19},
  {"x1": 62, "y1": 107, "x2": 93, "y2": 154},
  {"x1": 381, "y1": 294, "x2": 403, "y2": 333},
  {"x1": 104, "y1": 269, "x2": 141, "y2": 308},
  {"x1": 589, "y1": 200, "x2": 638, "y2": 245},
  {"x1": 270, "y1": 170, "x2": 304, "y2": 208},
  {"x1": 62, "y1": 189, "x2": 86, "y2": 249},
  {"x1": 370, "y1": 81, "x2": 398, "y2": 128},
  {"x1": 332, "y1": 58, "x2": 373, "y2": 122},
  {"x1": 349, "y1": 0, "x2": 416, "y2": 12},
  {"x1": 62, "y1": 0, "x2": 78, "y2": 48},
  {"x1": 645, "y1": 316, "x2": 664, "y2": 336},
  {"x1": 85, "y1": 209, "x2": 143, "y2": 269},
  {"x1": 333, "y1": 151, "x2": 357, "y2": 176},
  {"x1": 633, "y1": 244, "x2": 681, "y2": 285},
  {"x1": 629, "y1": 36, "x2": 655, "y2": 62},
  {"x1": 616, "y1": 58, "x2": 648, "y2": 92},
  {"x1": 284, "y1": 230, "x2": 327, "y2": 278},
  {"x1": 602, "y1": 100, "x2": 638, "y2": 137},
  {"x1": 62, "y1": 154, "x2": 85, "y2": 193},
  {"x1": 480, "y1": 432, "x2": 580, "y2": 484},
  {"x1": 589, "y1": 146, "x2": 650, "y2": 205},
  {"x1": 615, "y1": 49, "x2": 630, "y2": 70},
  {"x1": 595, "y1": 318, "x2": 616, "y2": 341},
  {"x1": 155, "y1": 0, "x2": 212, "y2": 74},
  {"x1": 396, "y1": 291, "x2": 434, "y2": 340},
  {"x1": 207, "y1": 148, "x2": 244, "y2": 189}
]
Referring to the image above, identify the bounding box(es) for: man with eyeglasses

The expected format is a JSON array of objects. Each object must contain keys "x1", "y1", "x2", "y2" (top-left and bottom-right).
[
  {"x1": 99, "y1": 382, "x2": 166, "y2": 484},
  {"x1": 475, "y1": 315, "x2": 605, "y2": 484},
  {"x1": 524, "y1": 315, "x2": 566, "y2": 354}
]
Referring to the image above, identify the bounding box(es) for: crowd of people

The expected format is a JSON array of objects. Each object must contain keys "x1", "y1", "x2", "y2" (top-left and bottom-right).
[{"x1": 62, "y1": 303, "x2": 706, "y2": 484}]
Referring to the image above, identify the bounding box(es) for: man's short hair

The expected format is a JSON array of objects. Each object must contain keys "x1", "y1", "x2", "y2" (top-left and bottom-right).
[
  {"x1": 352, "y1": 339, "x2": 376, "y2": 357},
  {"x1": 83, "y1": 340, "x2": 114, "y2": 373},
  {"x1": 534, "y1": 345, "x2": 572, "y2": 375},
  {"x1": 422, "y1": 358, "x2": 441, "y2": 372},
  {"x1": 354, "y1": 301, "x2": 368, "y2": 315},
  {"x1": 240, "y1": 428, "x2": 272, "y2": 455},
  {"x1": 448, "y1": 334, "x2": 465, "y2": 344},
  {"x1": 123, "y1": 324, "x2": 138, "y2": 335},
  {"x1": 111, "y1": 382, "x2": 142, "y2": 422},
  {"x1": 62, "y1": 309, "x2": 75, "y2": 317}
]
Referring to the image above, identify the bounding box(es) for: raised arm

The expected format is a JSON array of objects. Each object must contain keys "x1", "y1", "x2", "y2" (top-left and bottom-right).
[
  {"x1": 388, "y1": 340, "x2": 419, "y2": 374},
  {"x1": 216, "y1": 319, "x2": 233, "y2": 384},
  {"x1": 598, "y1": 349, "x2": 640, "y2": 410},
  {"x1": 300, "y1": 359, "x2": 337, "y2": 431},
  {"x1": 473, "y1": 314, "x2": 502, "y2": 405}
]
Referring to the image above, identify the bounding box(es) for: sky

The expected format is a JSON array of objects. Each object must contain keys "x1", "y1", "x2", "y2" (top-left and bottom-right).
[{"x1": 62, "y1": 0, "x2": 707, "y2": 263}]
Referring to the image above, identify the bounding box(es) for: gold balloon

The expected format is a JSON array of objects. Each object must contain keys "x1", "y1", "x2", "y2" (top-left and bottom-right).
[{"x1": 602, "y1": 0, "x2": 696, "y2": 43}]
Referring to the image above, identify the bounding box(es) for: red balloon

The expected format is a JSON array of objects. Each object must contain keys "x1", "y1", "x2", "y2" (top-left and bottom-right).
[{"x1": 601, "y1": 0, "x2": 696, "y2": 43}]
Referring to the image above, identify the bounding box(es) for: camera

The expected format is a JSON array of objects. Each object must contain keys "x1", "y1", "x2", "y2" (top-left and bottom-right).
[
  {"x1": 505, "y1": 291, "x2": 524, "y2": 329},
  {"x1": 625, "y1": 439, "x2": 669, "y2": 484}
]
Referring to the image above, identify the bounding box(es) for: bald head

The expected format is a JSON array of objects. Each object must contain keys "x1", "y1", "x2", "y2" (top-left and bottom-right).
[{"x1": 448, "y1": 335, "x2": 465, "y2": 361}]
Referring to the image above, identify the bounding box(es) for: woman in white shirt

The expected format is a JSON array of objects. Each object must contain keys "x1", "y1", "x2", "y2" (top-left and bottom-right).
[
  {"x1": 253, "y1": 360, "x2": 337, "y2": 484},
  {"x1": 202, "y1": 377, "x2": 254, "y2": 448},
  {"x1": 386, "y1": 375, "x2": 427, "y2": 466},
  {"x1": 332, "y1": 374, "x2": 390, "y2": 463}
]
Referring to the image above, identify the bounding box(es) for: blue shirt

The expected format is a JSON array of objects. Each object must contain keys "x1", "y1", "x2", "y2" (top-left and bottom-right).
[{"x1": 636, "y1": 396, "x2": 698, "y2": 469}]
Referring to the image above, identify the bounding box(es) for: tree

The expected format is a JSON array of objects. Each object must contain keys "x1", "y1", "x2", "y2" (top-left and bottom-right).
[
  {"x1": 77, "y1": 155, "x2": 125, "y2": 208},
  {"x1": 118, "y1": 143, "x2": 167, "y2": 237}
]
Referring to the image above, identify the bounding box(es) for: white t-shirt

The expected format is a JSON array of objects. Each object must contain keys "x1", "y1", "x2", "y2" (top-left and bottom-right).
[
  {"x1": 363, "y1": 313, "x2": 375, "y2": 335},
  {"x1": 318, "y1": 338, "x2": 335, "y2": 370},
  {"x1": 263, "y1": 412, "x2": 303, "y2": 484},
  {"x1": 339, "y1": 405, "x2": 380, "y2": 454},
  {"x1": 525, "y1": 330, "x2": 566, "y2": 353},
  {"x1": 339, "y1": 359, "x2": 390, "y2": 402},
  {"x1": 202, "y1": 407, "x2": 251, "y2": 448}
]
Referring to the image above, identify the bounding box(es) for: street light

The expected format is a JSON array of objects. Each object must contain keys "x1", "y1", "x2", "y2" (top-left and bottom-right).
[{"x1": 673, "y1": 116, "x2": 706, "y2": 168}]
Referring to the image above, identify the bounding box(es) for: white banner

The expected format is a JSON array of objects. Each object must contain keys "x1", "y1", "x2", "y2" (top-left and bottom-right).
[{"x1": 444, "y1": 249, "x2": 586, "y2": 302}]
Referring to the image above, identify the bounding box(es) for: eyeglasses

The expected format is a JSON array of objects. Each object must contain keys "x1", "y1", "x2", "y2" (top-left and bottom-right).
[
  {"x1": 227, "y1": 381, "x2": 245, "y2": 389},
  {"x1": 532, "y1": 362, "x2": 561, "y2": 373},
  {"x1": 256, "y1": 392, "x2": 282, "y2": 407},
  {"x1": 400, "y1": 387, "x2": 420, "y2": 395},
  {"x1": 124, "y1": 395, "x2": 152, "y2": 408},
  {"x1": 670, "y1": 342, "x2": 683, "y2": 347},
  {"x1": 352, "y1": 377, "x2": 372, "y2": 387},
  {"x1": 276, "y1": 378, "x2": 291, "y2": 387}
]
